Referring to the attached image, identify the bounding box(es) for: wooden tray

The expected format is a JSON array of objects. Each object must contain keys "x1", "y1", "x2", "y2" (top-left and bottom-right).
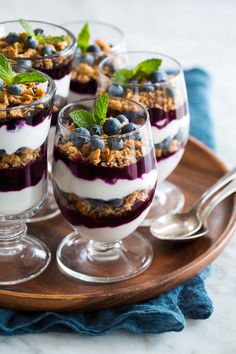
[{"x1": 0, "y1": 137, "x2": 235, "y2": 312}]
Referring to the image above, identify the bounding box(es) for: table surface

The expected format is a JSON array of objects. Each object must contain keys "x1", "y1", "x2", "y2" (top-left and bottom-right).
[{"x1": 0, "y1": 0, "x2": 236, "y2": 353}]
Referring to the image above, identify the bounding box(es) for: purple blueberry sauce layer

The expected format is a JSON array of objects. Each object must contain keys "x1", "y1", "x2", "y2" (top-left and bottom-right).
[
  {"x1": 53, "y1": 182, "x2": 156, "y2": 228},
  {"x1": 54, "y1": 146, "x2": 156, "y2": 183},
  {"x1": 70, "y1": 78, "x2": 98, "y2": 95},
  {"x1": 0, "y1": 142, "x2": 47, "y2": 192}
]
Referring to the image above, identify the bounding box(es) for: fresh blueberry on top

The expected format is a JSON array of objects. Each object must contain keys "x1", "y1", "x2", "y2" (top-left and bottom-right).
[
  {"x1": 116, "y1": 114, "x2": 129, "y2": 124},
  {"x1": 80, "y1": 53, "x2": 95, "y2": 66},
  {"x1": 7, "y1": 84, "x2": 23, "y2": 96},
  {"x1": 6, "y1": 32, "x2": 19, "y2": 45},
  {"x1": 41, "y1": 45, "x2": 54, "y2": 56},
  {"x1": 34, "y1": 28, "x2": 44, "y2": 36},
  {"x1": 103, "y1": 118, "x2": 121, "y2": 135},
  {"x1": 0, "y1": 79, "x2": 4, "y2": 91},
  {"x1": 90, "y1": 136, "x2": 105, "y2": 151},
  {"x1": 18, "y1": 59, "x2": 32, "y2": 68},
  {"x1": 150, "y1": 69, "x2": 167, "y2": 83},
  {"x1": 109, "y1": 198, "x2": 123, "y2": 208},
  {"x1": 71, "y1": 127, "x2": 90, "y2": 148},
  {"x1": 108, "y1": 137, "x2": 124, "y2": 150},
  {"x1": 90, "y1": 124, "x2": 102, "y2": 136},
  {"x1": 143, "y1": 81, "x2": 155, "y2": 93},
  {"x1": 88, "y1": 44, "x2": 101, "y2": 54},
  {"x1": 121, "y1": 122, "x2": 137, "y2": 134},
  {"x1": 107, "y1": 85, "x2": 124, "y2": 97},
  {"x1": 25, "y1": 36, "x2": 38, "y2": 49},
  {"x1": 0, "y1": 149, "x2": 5, "y2": 156},
  {"x1": 75, "y1": 127, "x2": 90, "y2": 136},
  {"x1": 166, "y1": 87, "x2": 177, "y2": 98}
]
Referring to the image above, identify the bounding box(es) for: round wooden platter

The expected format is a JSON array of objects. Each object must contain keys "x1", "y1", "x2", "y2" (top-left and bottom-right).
[{"x1": 0, "y1": 137, "x2": 235, "y2": 312}]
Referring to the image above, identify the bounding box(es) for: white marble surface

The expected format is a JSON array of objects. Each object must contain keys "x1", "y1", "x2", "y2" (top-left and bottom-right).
[{"x1": 0, "y1": 0, "x2": 236, "y2": 353}]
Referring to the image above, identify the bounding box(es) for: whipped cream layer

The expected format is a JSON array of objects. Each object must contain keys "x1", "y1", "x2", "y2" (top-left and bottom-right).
[
  {"x1": 0, "y1": 176, "x2": 46, "y2": 216},
  {"x1": 151, "y1": 114, "x2": 190, "y2": 145},
  {"x1": 54, "y1": 74, "x2": 71, "y2": 98},
  {"x1": 0, "y1": 115, "x2": 51, "y2": 154},
  {"x1": 53, "y1": 159, "x2": 157, "y2": 200}
]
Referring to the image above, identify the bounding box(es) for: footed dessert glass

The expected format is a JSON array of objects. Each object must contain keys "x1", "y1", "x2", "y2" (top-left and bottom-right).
[
  {"x1": 64, "y1": 20, "x2": 125, "y2": 102},
  {"x1": 53, "y1": 97, "x2": 157, "y2": 283},
  {"x1": 0, "y1": 65, "x2": 56, "y2": 285},
  {"x1": 99, "y1": 52, "x2": 190, "y2": 224},
  {"x1": 0, "y1": 20, "x2": 76, "y2": 221}
]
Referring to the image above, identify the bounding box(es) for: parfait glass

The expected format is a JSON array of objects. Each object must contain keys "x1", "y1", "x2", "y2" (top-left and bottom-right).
[
  {"x1": 63, "y1": 20, "x2": 125, "y2": 102},
  {"x1": 98, "y1": 51, "x2": 190, "y2": 224},
  {"x1": 0, "y1": 20, "x2": 76, "y2": 221},
  {"x1": 0, "y1": 65, "x2": 56, "y2": 285},
  {"x1": 52, "y1": 96, "x2": 157, "y2": 283}
]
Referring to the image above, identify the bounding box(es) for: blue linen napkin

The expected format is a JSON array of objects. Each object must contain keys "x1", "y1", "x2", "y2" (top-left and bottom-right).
[{"x1": 0, "y1": 68, "x2": 214, "y2": 336}]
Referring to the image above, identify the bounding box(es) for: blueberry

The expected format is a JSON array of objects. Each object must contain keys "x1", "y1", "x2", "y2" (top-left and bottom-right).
[
  {"x1": 41, "y1": 45, "x2": 54, "y2": 56},
  {"x1": 90, "y1": 124, "x2": 102, "y2": 136},
  {"x1": 166, "y1": 87, "x2": 177, "y2": 98},
  {"x1": 116, "y1": 114, "x2": 129, "y2": 124},
  {"x1": 160, "y1": 137, "x2": 172, "y2": 149},
  {"x1": 75, "y1": 127, "x2": 90, "y2": 136},
  {"x1": 34, "y1": 28, "x2": 44, "y2": 36},
  {"x1": 122, "y1": 111, "x2": 137, "y2": 123},
  {"x1": 18, "y1": 59, "x2": 32, "y2": 68},
  {"x1": 143, "y1": 81, "x2": 155, "y2": 93},
  {"x1": 25, "y1": 36, "x2": 38, "y2": 49},
  {"x1": 0, "y1": 149, "x2": 5, "y2": 156},
  {"x1": 6, "y1": 32, "x2": 19, "y2": 45},
  {"x1": 7, "y1": 84, "x2": 23, "y2": 96},
  {"x1": 88, "y1": 44, "x2": 101, "y2": 54},
  {"x1": 107, "y1": 85, "x2": 124, "y2": 97},
  {"x1": 0, "y1": 79, "x2": 4, "y2": 91},
  {"x1": 71, "y1": 128, "x2": 90, "y2": 148},
  {"x1": 90, "y1": 136, "x2": 105, "y2": 151},
  {"x1": 150, "y1": 69, "x2": 167, "y2": 83},
  {"x1": 80, "y1": 53, "x2": 95, "y2": 66},
  {"x1": 103, "y1": 118, "x2": 121, "y2": 135},
  {"x1": 129, "y1": 79, "x2": 138, "y2": 85},
  {"x1": 109, "y1": 198, "x2": 123, "y2": 208},
  {"x1": 108, "y1": 137, "x2": 123, "y2": 150},
  {"x1": 121, "y1": 123, "x2": 137, "y2": 134}
]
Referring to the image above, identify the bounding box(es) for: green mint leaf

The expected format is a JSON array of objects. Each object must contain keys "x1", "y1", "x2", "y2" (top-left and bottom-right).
[
  {"x1": 111, "y1": 69, "x2": 134, "y2": 85},
  {"x1": 0, "y1": 53, "x2": 14, "y2": 85},
  {"x1": 13, "y1": 71, "x2": 47, "y2": 84},
  {"x1": 94, "y1": 93, "x2": 109, "y2": 126},
  {"x1": 39, "y1": 36, "x2": 65, "y2": 44},
  {"x1": 69, "y1": 109, "x2": 95, "y2": 129},
  {"x1": 133, "y1": 58, "x2": 162, "y2": 81},
  {"x1": 77, "y1": 22, "x2": 90, "y2": 52},
  {"x1": 19, "y1": 19, "x2": 34, "y2": 37}
]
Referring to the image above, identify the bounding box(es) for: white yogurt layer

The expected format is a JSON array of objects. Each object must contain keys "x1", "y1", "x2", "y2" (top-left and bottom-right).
[
  {"x1": 53, "y1": 159, "x2": 157, "y2": 200},
  {"x1": 0, "y1": 176, "x2": 47, "y2": 216},
  {"x1": 157, "y1": 148, "x2": 184, "y2": 183},
  {"x1": 75, "y1": 206, "x2": 151, "y2": 242},
  {"x1": 54, "y1": 74, "x2": 71, "y2": 98},
  {"x1": 0, "y1": 115, "x2": 51, "y2": 155},
  {"x1": 152, "y1": 114, "x2": 190, "y2": 145}
]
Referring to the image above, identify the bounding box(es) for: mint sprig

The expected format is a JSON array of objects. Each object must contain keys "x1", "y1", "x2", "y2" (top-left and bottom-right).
[
  {"x1": 77, "y1": 22, "x2": 90, "y2": 53},
  {"x1": 0, "y1": 53, "x2": 47, "y2": 85},
  {"x1": 69, "y1": 93, "x2": 109, "y2": 129},
  {"x1": 19, "y1": 19, "x2": 66, "y2": 46},
  {"x1": 112, "y1": 58, "x2": 163, "y2": 84},
  {"x1": 19, "y1": 18, "x2": 34, "y2": 37}
]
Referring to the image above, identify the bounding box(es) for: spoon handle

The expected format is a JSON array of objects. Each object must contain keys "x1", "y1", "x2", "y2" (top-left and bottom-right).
[
  {"x1": 195, "y1": 166, "x2": 236, "y2": 210},
  {"x1": 200, "y1": 178, "x2": 236, "y2": 225}
]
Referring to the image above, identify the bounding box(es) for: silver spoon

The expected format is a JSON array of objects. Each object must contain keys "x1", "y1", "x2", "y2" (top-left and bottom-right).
[
  {"x1": 150, "y1": 167, "x2": 236, "y2": 240},
  {"x1": 155, "y1": 178, "x2": 236, "y2": 242}
]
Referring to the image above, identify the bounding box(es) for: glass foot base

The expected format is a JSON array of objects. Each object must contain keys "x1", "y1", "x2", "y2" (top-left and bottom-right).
[
  {"x1": 27, "y1": 189, "x2": 60, "y2": 223},
  {"x1": 0, "y1": 235, "x2": 51, "y2": 285},
  {"x1": 142, "y1": 181, "x2": 185, "y2": 226},
  {"x1": 57, "y1": 231, "x2": 153, "y2": 283}
]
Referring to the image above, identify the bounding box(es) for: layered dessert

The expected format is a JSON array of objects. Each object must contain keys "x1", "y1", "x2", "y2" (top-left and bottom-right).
[
  {"x1": 53, "y1": 94, "x2": 157, "y2": 242},
  {"x1": 68, "y1": 21, "x2": 124, "y2": 101},
  {"x1": 0, "y1": 55, "x2": 55, "y2": 216},
  {"x1": 99, "y1": 54, "x2": 190, "y2": 184},
  {"x1": 0, "y1": 19, "x2": 76, "y2": 127}
]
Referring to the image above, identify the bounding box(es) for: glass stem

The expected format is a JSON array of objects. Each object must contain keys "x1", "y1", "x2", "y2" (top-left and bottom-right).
[
  {"x1": 87, "y1": 240, "x2": 121, "y2": 262},
  {"x1": 0, "y1": 220, "x2": 26, "y2": 243}
]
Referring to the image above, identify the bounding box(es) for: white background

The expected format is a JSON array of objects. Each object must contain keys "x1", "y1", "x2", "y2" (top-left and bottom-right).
[{"x1": 0, "y1": 0, "x2": 236, "y2": 353}]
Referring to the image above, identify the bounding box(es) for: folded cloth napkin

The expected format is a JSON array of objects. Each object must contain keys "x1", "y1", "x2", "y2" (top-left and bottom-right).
[{"x1": 0, "y1": 68, "x2": 214, "y2": 336}]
